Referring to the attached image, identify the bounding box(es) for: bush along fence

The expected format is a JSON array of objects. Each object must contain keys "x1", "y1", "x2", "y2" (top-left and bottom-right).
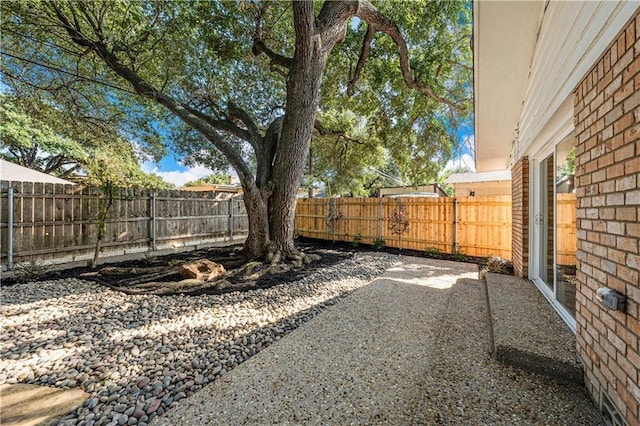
[
  {"x1": 295, "y1": 195, "x2": 515, "y2": 259},
  {"x1": 0, "y1": 180, "x2": 248, "y2": 270}
]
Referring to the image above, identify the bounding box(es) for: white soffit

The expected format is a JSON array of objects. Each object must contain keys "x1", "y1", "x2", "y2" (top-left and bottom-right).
[
  {"x1": 517, "y1": 0, "x2": 640, "y2": 157},
  {"x1": 474, "y1": 0, "x2": 545, "y2": 172}
]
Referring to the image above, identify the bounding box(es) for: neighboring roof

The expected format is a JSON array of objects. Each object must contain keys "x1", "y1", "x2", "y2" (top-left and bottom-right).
[
  {"x1": 0, "y1": 159, "x2": 75, "y2": 185},
  {"x1": 178, "y1": 184, "x2": 243, "y2": 193},
  {"x1": 378, "y1": 184, "x2": 448, "y2": 197},
  {"x1": 446, "y1": 170, "x2": 511, "y2": 184}
]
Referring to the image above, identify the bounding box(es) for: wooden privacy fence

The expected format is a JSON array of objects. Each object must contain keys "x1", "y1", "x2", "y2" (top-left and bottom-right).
[
  {"x1": 295, "y1": 196, "x2": 514, "y2": 259},
  {"x1": 0, "y1": 181, "x2": 248, "y2": 269},
  {"x1": 295, "y1": 195, "x2": 578, "y2": 263},
  {"x1": 556, "y1": 193, "x2": 577, "y2": 266}
]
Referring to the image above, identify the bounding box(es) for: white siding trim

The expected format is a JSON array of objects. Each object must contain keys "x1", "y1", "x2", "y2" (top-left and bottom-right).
[{"x1": 516, "y1": 1, "x2": 640, "y2": 159}]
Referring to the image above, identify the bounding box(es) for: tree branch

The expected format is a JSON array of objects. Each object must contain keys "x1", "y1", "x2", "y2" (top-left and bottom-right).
[
  {"x1": 314, "y1": 120, "x2": 362, "y2": 144},
  {"x1": 251, "y1": 39, "x2": 292, "y2": 69},
  {"x1": 48, "y1": 2, "x2": 256, "y2": 184},
  {"x1": 181, "y1": 103, "x2": 255, "y2": 146},
  {"x1": 227, "y1": 101, "x2": 262, "y2": 144},
  {"x1": 354, "y1": 1, "x2": 463, "y2": 111},
  {"x1": 347, "y1": 23, "x2": 376, "y2": 96}
]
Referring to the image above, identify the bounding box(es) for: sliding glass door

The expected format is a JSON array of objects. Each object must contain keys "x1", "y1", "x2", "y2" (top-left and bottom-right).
[
  {"x1": 555, "y1": 137, "x2": 577, "y2": 317},
  {"x1": 531, "y1": 135, "x2": 577, "y2": 329}
]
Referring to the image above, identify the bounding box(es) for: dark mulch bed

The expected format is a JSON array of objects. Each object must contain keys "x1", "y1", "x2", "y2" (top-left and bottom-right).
[
  {"x1": 1, "y1": 242, "x2": 354, "y2": 296},
  {"x1": 2, "y1": 238, "x2": 512, "y2": 296}
]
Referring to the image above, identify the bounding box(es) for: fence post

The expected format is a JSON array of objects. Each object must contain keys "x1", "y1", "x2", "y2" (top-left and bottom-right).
[
  {"x1": 7, "y1": 187, "x2": 14, "y2": 270},
  {"x1": 378, "y1": 197, "x2": 383, "y2": 240},
  {"x1": 326, "y1": 198, "x2": 330, "y2": 241},
  {"x1": 151, "y1": 192, "x2": 157, "y2": 251},
  {"x1": 228, "y1": 197, "x2": 234, "y2": 241},
  {"x1": 452, "y1": 198, "x2": 458, "y2": 254}
]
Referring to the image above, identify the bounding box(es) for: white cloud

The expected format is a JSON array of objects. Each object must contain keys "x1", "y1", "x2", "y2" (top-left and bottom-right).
[
  {"x1": 445, "y1": 153, "x2": 476, "y2": 172},
  {"x1": 142, "y1": 163, "x2": 214, "y2": 188}
]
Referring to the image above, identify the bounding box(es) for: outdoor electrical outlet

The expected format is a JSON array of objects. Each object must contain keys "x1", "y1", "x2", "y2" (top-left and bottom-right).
[{"x1": 596, "y1": 288, "x2": 626, "y2": 311}]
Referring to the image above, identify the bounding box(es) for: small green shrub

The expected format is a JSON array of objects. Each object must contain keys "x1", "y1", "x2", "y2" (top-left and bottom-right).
[
  {"x1": 352, "y1": 234, "x2": 362, "y2": 248},
  {"x1": 373, "y1": 236, "x2": 385, "y2": 249},
  {"x1": 453, "y1": 250, "x2": 469, "y2": 262},
  {"x1": 424, "y1": 247, "x2": 443, "y2": 259}
]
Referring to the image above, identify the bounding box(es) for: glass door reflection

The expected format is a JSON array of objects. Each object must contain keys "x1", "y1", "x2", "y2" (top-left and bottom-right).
[{"x1": 555, "y1": 137, "x2": 577, "y2": 318}]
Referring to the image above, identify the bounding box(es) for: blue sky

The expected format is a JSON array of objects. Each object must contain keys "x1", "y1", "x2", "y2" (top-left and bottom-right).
[
  {"x1": 142, "y1": 128, "x2": 475, "y2": 188},
  {"x1": 141, "y1": 154, "x2": 225, "y2": 188}
]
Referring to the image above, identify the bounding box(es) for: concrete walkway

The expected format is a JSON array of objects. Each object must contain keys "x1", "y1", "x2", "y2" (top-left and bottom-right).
[{"x1": 154, "y1": 257, "x2": 601, "y2": 425}]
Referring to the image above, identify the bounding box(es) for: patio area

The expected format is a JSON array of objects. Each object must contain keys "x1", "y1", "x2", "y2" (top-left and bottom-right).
[{"x1": 153, "y1": 257, "x2": 600, "y2": 425}]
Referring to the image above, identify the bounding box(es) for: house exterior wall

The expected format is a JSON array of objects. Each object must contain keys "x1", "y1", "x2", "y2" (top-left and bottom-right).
[
  {"x1": 451, "y1": 180, "x2": 512, "y2": 197},
  {"x1": 511, "y1": 157, "x2": 529, "y2": 278},
  {"x1": 574, "y1": 13, "x2": 640, "y2": 423}
]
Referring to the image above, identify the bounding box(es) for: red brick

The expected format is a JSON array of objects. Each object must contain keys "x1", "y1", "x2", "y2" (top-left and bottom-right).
[
  {"x1": 617, "y1": 326, "x2": 639, "y2": 353},
  {"x1": 607, "y1": 248, "x2": 627, "y2": 264},
  {"x1": 606, "y1": 162, "x2": 625, "y2": 179},
  {"x1": 615, "y1": 79, "x2": 636, "y2": 104},
  {"x1": 626, "y1": 20, "x2": 636, "y2": 50},
  {"x1": 606, "y1": 193, "x2": 625, "y2": 206},
  {"x1": 618, "y1": 265, "x2": 639, "y2": 285},
  {"x1": 616, "y1": 207, "x2": 637, "y2": 221},
  {"x1": 598, "y1": 180, "x2": 616, "y2": 194},
  {"x1": 627, "y1": 223, "x2": 640, "y2": 238},
  {"x1": 600, "y1": 207, "x2": 617, "y2": 220},
  {"x1": 605, "y1": 133, "x2": 626, "y2": 152},
  {"x1": 614, "y1": 112, "x2": 634, "y2": 134},
  {"x1": 616, "y1": 34, "x2": 628, "y2": 65},
  {"x1": 624, "y1": 125, "x2": 639, "y2": 145},
  {"x1": 625, "y1": 158, "x2": 640, "y2": 175},
  {"x1": 628, "y1": 318, "x2": 640, "y2": 339},
  {"x1": 619, "y1": 387, "x2": 639, "y2": 421},
  {"x1": 617, "y1": 236, "x2": 639, "y2": 253},
  {"x1": 607, "y1": 221, "x2": 626, "y2": 235},
  {"x1": 611, "y1": 40, "x2": 620, "y2": 64},
  {"x1": 605, "y1": 75, "x2": 623, "y2": 99},
  {"x1": 622, "y1": 55, "x2": 640, "y2": 84},
  {"x1": 616, "y1": 175, "x2": 638, "y2": 191},
  {"x1": 605, "y1": 105, "x2": 624, "y2": 127}
]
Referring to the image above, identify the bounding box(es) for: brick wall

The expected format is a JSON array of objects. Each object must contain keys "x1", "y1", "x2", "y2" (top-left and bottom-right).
[
  {"x1": 574, "y1": 13, "x2": 640, "y2": 424},
  {"x1": 511, "y1": 156, "x2": 529, "y2": 278}
]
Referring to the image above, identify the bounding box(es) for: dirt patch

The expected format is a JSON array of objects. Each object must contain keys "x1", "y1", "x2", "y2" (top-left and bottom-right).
[{"x1": 0, "y1": 383, "x2": 89, "y2": 426}]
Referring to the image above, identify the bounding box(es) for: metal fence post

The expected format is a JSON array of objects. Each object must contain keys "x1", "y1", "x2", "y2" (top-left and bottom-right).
[
  {"x1": 326, "y1": 198, "x2": 330, "y2": 241},
  {"x1": 7, "y1": 187, "x2": 14, "y2": 270},
  {"x1": 151, "y1": 192, "x2": 157, "y2": 251},
  {"x1": 452, "y1": 198, "x2": 458, "y2": 254},
  {"x1": 229, "y1": 198, "x2": 234, "y2": 241}
]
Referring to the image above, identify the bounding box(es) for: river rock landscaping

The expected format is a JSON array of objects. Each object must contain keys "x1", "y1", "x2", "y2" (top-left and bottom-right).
[{"x1": 1, "y1": 249, "x2": 397, "y2": 426}]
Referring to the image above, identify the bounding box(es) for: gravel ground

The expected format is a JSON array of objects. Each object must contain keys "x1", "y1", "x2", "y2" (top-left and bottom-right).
[
  {"x1": 411, "y1": 276, "x2": 601, "y2": 425},
  {"x1": 154, "y1": 257, "x2": 602, "y2": 425},
  {"x1": 0, "y1": 251, "x2": 397, "y2": 426}
]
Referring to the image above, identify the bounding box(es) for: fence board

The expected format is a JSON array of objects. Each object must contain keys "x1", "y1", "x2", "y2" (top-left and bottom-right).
[{"x1": 557, "y1": 193, "x2": 577, "y2": 266}]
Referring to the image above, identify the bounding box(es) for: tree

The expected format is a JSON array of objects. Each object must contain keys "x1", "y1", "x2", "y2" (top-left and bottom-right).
[
  {"x1": 184, "y1": 174, "x2": 232, "y2": 187},
  {"x1": 2, "y1": 1, "x2": 471, "y2": 263},
  {"x1": 1, "y1": 94, "x2": 89, "y2": 176},
  {"x1": 0, "y1": 94, "x2": 171, "y2": 187}
]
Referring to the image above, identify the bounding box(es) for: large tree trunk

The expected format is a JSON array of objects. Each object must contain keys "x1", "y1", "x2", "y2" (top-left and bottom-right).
[
  {"x1": 265, "y1": 8, "x2": 329, "y2": 263},
  {"x1": 241, "y1": 184, "x2": 270, "y2": 260}
]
